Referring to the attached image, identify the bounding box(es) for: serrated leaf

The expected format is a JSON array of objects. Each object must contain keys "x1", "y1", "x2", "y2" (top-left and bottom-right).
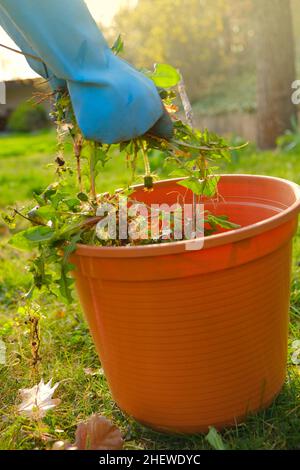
[
  {"x1": 57, "y1": 233, "x2": 81, "y2": 302},
  {"x1": 96, "y1": 148, "x2": 111, "y2": 167},
  {"x1": 63, "y1": 232, "x2": 82, "y2": 262},
  {"x1": 58, "y1": 267, "x2": 74, "y2": 303}
]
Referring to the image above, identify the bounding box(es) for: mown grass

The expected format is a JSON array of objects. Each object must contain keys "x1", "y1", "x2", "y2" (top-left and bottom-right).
[{"x1": 0, "y1": 130, "x2": 299, "y2": 450}]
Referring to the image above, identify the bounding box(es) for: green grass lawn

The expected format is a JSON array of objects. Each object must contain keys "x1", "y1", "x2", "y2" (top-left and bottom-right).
[{"x1": 0, "y1": 131, "x2": 300, "y2": 450}]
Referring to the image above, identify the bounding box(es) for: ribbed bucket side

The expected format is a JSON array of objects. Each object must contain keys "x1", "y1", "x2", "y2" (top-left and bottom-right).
[{"x1": 74, "y1": 240, "x2": 292, "y2": 433}]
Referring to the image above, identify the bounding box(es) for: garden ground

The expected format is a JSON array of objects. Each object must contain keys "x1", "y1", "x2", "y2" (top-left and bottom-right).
[{"x1": 0, "y1": 131, "x2": 300, "y2": 450}]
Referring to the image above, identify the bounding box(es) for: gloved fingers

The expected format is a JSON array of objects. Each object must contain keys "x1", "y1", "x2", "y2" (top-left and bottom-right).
[
  {"x1": 148, "y1": 105, "x2": 173, "y2": 140},
  {"x1": 67, "y1": 56, "x2": 164, "y2": 143}
]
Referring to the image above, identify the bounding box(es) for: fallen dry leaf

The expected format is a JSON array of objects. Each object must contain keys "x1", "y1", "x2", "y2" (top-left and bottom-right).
[
  {"x1": 18, "y1": 379, "x2": 60, "y2": 420},
  {"x1": 75, "y1": 414, "x2": 123, "y2": 450}
]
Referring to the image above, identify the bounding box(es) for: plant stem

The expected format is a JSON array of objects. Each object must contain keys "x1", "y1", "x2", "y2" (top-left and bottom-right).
[
  {"x1": 0, "y1": 42, "x2": 44, "y2": 62},
  {"x1": 13, "y1": 209, "x2": 46, "y2": 226},
  {"x1": 177, "y1": 72, "x2": 197, "y2": 233},
  {"x1": 89, "y1": 143, "x2": 97, "y2": 200},
  {"x1": 141, "y1": 140, "x2": 151, "y2": 176},
  {"x1": 29, "y1": 311, "x2": 41, "y2": 379},
  {"x1": 74, "y1": 135, "x2": 83, "y2": 192},
  {"x1": 130, "y1": 142, "x2": 139, "y2": 184},
  {"x1": 178, "y1": 74, "x2": 195, "y2": 128}
]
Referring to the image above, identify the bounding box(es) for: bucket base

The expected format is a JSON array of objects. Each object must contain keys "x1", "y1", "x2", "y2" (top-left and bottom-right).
[{"x1": 117, "y1": 381, "x2": 285, "y2": 435}]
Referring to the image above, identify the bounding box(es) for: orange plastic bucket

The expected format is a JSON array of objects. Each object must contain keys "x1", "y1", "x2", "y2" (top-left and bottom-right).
[{"x1": 72, "y1": 174, "x2": 300, "y2": 433}]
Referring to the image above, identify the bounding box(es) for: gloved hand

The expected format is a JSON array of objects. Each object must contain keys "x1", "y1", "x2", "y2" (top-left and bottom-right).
[{"x1": 0, "y1": 0, "x2": 173, "y2": 143}]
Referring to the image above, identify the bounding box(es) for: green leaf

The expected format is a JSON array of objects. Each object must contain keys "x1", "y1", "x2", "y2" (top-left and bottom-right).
[
  {"x1": 10, "y1": 231, "x2": 32, "y2": 250},
  {"x1": 63, "y1": 232, "x2": 82, "y2": 263},
  {"x1": 170, "y1": 168, "x2": 193, "y2": 177},
  {"x1": 208, "y1": 214, "x2": 240, "y2": 230},
  {"x1": 77, "y1": 192, "x2": 89, "y2": 202},
  {"x1": 42, "y1": 182, "x2": 59, "y2": 201},
  {"x1": 35, "y1": 205, "x2": 57, "y2": 220},
  {"x1": 205, "y1": 427, "x2": 227, "y2": 450},
  {"x1": 33, "y1": 192, "x2": 46, "y2": 206},
  {"x1": 56, "y1": 232, "x2": 82, "y2": 302},
  {"x1": 10, "y1": 226, "x2": 55, "y2": 250},
  {"x1": 202, "y1": 176, "x2": 219, "y2": 197},
  {"x1": 111, "y1": 34, "x2": 124, "y2": 55},
  {"x1": 50, "y1": 190, "x2": 70, "y2": 209},
  {"x1": 58, "y1": 267, "x2": 74, "y2": 303},
  {"x1": 177, "y1": 177, "x2": 203, "y2": 195},
  {"x1": 96, "y1": 147, "x2": 111, "y2": 168},
  {"x1": 148, "y1": 63, "x2": 181, "y2": 88},
  {"x1": 64, "y1": 198, "x2": 81, "y2": 210},
  {"x1": 24, "y1": 226, "x2": 55, "y2": 242}
]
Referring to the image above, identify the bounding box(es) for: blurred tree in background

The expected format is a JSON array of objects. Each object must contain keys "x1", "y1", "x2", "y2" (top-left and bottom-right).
[
  {"x1": 254, "y1": 0, "x2": 297, "y2": 149},
  {"x1": 292, "y1": 0, "x2": 300, "y2": 60},
  {"x1": 107, "y1": 0, "x2": 300, "y2": 148},
  {"x1": 110, "y1": 0, "x2": 255, "y2": 102}
]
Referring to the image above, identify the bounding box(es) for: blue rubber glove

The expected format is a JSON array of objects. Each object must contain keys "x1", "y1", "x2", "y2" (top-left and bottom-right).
[
  {"x1": 0, "y1": 5, "x2": 65, "y2": 90},
  {"x1": 0, "y1": 0, "x2": 173, "y2": 143}
]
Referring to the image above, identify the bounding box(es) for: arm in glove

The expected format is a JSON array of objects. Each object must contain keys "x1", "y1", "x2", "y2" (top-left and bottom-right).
[{"x1": 0, "y1": 5, "x2": 65, "y2": 90}]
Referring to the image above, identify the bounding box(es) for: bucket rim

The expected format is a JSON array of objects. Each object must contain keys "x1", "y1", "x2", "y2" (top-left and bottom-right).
[{"x1": 74, "y1": 174, "x2": 300, "y2": 258}]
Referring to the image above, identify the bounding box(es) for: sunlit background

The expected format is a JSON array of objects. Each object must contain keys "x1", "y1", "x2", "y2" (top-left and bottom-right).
[
  {"x1": 0, "y1": 0, "x2": 137, "y2": 80},
  {"x1": 0, "y1": 0, "x2": 300, "y2": 147}
]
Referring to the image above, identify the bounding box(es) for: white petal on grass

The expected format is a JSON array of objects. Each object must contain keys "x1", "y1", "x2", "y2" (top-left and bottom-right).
[
  {"x1": 292, "y1": 340, "x2": 300, "y2": 350},
  {"x1": 291, "y1": 349, "x2": 300, "y2": 365},
  {"x1": 18, "y1": 378, "x2": 60, "y2": 419}
]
